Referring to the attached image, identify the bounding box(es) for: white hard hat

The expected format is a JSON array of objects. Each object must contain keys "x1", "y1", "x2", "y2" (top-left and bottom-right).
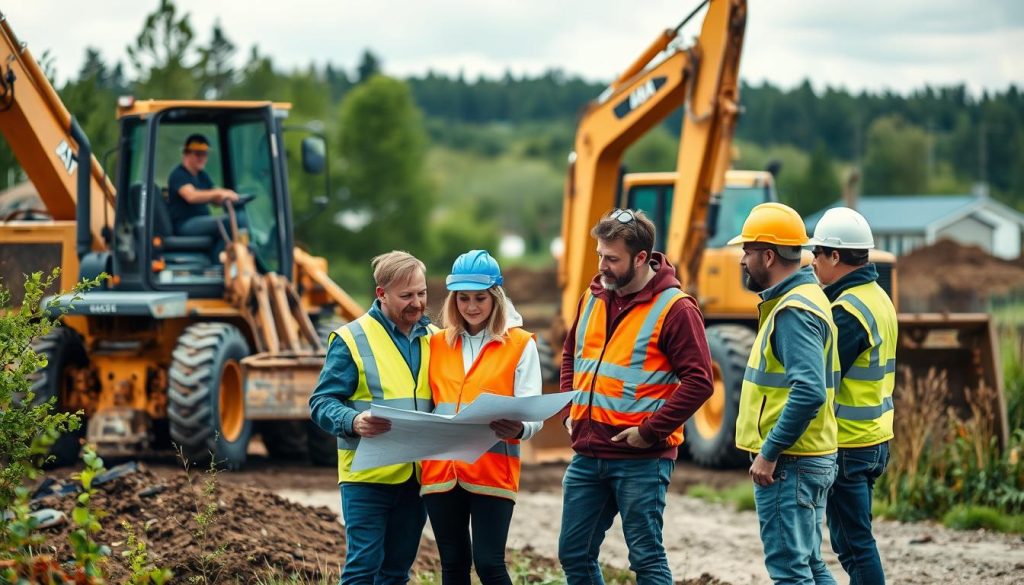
[{"x1": 807, "y1": 207, "x2": 875, "y2": 250}]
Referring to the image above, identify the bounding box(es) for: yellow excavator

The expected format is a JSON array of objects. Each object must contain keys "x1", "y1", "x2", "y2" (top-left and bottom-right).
[
  {"x1": 526, "y1": 0, "x2": 1006, "y2": 467},
  {"x1": 0, "y1": 13, "x2": 363, "y2": 469}
]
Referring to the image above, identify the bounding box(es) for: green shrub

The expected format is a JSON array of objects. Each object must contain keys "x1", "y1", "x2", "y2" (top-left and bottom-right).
[
  {"x1": 877, "y1": 365, "x2": 1024, "y2": 524},
  {"x1": 941, "y1": 505, "x2": 1024, "y2": 533}
]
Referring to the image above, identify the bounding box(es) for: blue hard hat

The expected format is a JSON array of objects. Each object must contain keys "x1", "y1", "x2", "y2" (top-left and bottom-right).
[{"x1": 446, "y1": 250, "x2": 503, "y2": 291}]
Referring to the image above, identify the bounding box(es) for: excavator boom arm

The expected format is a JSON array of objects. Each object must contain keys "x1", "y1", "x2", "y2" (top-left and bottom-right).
[
  {"x1": 0, "y1": 14, "x2": 114, "y2": 248},
  {"x1": 558, "y1": 0, "x2": 747, "y2": 326}
]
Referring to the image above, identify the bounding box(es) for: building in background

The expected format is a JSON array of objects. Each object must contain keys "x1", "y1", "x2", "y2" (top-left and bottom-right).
[{"x1": 804, "y1": 194, "x2": 1024, "y2": 259}]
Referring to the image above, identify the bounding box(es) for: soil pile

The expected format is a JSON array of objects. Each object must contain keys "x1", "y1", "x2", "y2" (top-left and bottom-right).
[
  {"x1": 897, "y1": 238, "x2": 1024, "y2": 311},
  {"x1": 31, "y1": 463, "x2": 441, "y2": 583}
]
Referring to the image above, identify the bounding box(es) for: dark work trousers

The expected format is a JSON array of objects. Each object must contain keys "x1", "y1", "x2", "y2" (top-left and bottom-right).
[{"x1": 423, "y1": 485, "x2": 515, "y2": 585}]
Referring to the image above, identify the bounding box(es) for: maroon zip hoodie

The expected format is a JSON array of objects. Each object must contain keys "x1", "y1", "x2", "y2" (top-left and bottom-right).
[{"x1": 559, "y1": 252, "x2": 714, "y2": 459}]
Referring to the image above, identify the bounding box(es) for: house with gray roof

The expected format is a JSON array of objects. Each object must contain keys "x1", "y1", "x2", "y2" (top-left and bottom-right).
[{"x1": 804, "y1": 194, "x2": 1024, "y2": 259}]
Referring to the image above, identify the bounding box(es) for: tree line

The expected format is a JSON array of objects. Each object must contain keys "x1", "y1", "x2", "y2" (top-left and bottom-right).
[{"x1": 1, "y1": 0, "x2": 1021, "y2": 286}]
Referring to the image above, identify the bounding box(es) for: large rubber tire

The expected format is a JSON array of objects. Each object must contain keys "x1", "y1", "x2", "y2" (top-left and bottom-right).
[
  {"x1": 168, "y1": 322, "x2": 253, "y2": 470},
  {"x1": 28, "y1": 326, "x2": 88, "y2": 468},
  {"x1": 535, "y1": 334, "x2": 560, "y2": 384},
  {"x1": 684, "y1": 324, "x2": 755, "y2": 468},
  {"x1": 305, "y1": 316, "x2": 347, "y2": 467}
]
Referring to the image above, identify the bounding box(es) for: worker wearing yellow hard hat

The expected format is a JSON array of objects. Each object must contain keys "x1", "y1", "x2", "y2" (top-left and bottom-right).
[{"x1": 729, "y1": 202, "x2": 841, "y2": 584}]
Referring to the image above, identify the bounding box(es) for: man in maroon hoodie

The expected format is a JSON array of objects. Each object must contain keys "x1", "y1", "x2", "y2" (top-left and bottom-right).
[{"x1": 556, "y1": 209, "x2": 715, "y2": 585}]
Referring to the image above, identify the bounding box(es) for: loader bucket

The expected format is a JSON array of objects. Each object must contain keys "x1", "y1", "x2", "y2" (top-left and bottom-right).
[
  {"x1": 242, "y1": 352, "x2": 326, "y2": 420},
  {"x1": 897, "y1": 312, "x2": 1008, "y2": 447}
]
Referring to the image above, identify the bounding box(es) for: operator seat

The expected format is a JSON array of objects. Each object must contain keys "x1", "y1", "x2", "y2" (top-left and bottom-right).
[{"x1": 142, "y1": 183, "x2": 215, "y2": 252}]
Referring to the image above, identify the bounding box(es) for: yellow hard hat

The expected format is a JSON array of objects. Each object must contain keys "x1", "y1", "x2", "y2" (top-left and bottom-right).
[{"x1": 727, "y1": 202, "x2": 809, "y2": 246}]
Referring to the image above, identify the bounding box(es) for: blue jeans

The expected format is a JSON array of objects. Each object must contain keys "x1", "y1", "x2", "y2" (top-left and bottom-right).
[
  {"x1": 339, "y1": 478, "x2": 426, "y2": 585},
  {"x1": 826, "y1": 442, "x2": 890, "y2": 585},
  {"x1": 754, "y1": 453, "x2": 838, "y2": 585},
  {"x1": 558, "y1": 454, "x2": 674, "y2": 585}
]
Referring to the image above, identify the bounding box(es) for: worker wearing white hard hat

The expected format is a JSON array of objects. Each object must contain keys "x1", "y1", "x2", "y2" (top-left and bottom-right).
[{"x1": 810, "y1": 206, "x2": 897, "y2": 585}]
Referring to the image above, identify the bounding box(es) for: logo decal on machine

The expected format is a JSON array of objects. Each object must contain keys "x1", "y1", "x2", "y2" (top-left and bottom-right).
[
  {"x1": 55, "y1": 140, "x2": 78, "y2": 176},
  {"x1": 613, "y1": 77, "x2": 667, "y2": 119}
]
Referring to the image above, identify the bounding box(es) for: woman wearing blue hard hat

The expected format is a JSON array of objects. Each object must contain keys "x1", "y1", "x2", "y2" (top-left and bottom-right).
[{"x1": 419, "y1": 249, "x2": 542, "y2": 585}]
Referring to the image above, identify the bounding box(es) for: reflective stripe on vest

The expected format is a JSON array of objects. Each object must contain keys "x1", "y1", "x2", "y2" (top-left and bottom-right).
[
  {"x1": 420, "y1": 328, "x2": 533, "y2": 502},
  {"x1": 833, "y1": 282, "x2": 897, "y2": 447},
  {"x1": 570, "y1": 287, "x2": 688, "y2": 446},
  {"x1": 735, "y1": 283, "x2": 839, "y2": 456},
  {"x1": 334, "y1": 315, "x2": 436, "y2": 484}
]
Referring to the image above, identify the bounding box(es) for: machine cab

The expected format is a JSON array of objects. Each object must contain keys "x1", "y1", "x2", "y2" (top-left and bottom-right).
[
  {"x1": 110, "y1": 100, "x2": 324, "y2": 297},
  {"x1": 623, "y1": 170, "x2": 776, "y2": 319},
  {"x1": 623, "y1": 170, "x2": 776, "y2": 252}
]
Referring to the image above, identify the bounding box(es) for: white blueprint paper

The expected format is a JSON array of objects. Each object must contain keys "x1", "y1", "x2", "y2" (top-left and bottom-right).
[{"x1": 350, "y1": 391, "x2": 578, "y2": 471}]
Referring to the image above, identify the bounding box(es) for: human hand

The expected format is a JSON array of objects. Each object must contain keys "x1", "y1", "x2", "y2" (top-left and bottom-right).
[
  {"x1": 610, "y1": 426, "x2": 653, "y2": 448},
  {"x1": 490, "y1": 419, "x2": 524, "y2": 440},
  {"x1": 353, "y1": 411, "x2": 391, "y2": 437},
  {"x1": 221, "y1": 189, "x2": 240, "y2": 204},
  {"x1": 749, "y1": 454, "x2": 777, "y2": 487}
]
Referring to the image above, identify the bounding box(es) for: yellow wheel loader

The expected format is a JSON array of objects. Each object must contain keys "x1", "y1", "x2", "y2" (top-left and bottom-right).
[{"x1": 0, "y1": 14, "x2": 361, "y2": 469}]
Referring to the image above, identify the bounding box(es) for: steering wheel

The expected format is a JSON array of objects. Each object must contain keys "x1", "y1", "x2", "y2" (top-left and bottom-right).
[{"x1": 231, "y1": 193, "x2": 257, "y2": 208}]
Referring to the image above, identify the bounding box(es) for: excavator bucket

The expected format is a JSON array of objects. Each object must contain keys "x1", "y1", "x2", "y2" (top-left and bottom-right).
[{"x1": 897, "y1": 312, "x2": 1008, "y2": 447}]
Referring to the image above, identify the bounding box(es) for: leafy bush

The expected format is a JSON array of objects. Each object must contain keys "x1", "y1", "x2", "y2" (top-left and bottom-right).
[
  {"x1": 877, "y1": 367, "x2": 1024, "y2": 528},
  {"x1": 1, "y1": 269, "x2": 172, "y2": 581}
]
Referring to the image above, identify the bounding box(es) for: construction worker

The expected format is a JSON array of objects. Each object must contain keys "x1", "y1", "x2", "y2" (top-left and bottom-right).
[
  {"x1": 420, "y1": 250, "x2": 543, "y2": 585},
  {"x1": 557, "y1": 209, "x2": 714, "y2": 585},
  {"x1": 167, "y1": 134, "x2": 242, "y2": 238},
  {"x1": 728, "y1": 202, "x2": 840, "y2": 585},
  {"x1": 809, "y1": 207, "x2": 896, "y2": 585},
  {"x1": 309, "y1": 251, "x2": 436, "y2": 585}
]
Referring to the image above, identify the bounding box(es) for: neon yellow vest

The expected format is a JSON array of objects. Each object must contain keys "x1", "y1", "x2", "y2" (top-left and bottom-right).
[
  {"x1": 736, "y1": 282, "x2": 839, "y2": 456},
  {"x1": 833, "y1": 282, "x2": 897, "y2": 447},
  {"x1": 333, "y1": 315, "x2": 436, "y2": 484}
]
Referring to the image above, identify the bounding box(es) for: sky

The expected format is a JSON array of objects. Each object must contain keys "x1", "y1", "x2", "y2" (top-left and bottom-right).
[{"x1": 4, "y1": 0, "x2": 1023, "y2": 95}]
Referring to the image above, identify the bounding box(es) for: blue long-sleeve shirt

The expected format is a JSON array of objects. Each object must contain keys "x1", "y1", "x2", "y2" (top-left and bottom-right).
[
  {"x1": 308, "y1": 300, "x2": 433, "y2": 438},
  {"x1": 823, "y1": 264, "x2": 878, "y2": 376},
  {"x1": 759, "y1": 267, "x2": 831, "y2": 461}
]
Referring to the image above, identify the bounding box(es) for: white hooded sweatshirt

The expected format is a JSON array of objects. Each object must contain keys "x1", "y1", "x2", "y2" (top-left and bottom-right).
[{"x1": 455, "y1": 298, "x2": 544, "y2": 439}]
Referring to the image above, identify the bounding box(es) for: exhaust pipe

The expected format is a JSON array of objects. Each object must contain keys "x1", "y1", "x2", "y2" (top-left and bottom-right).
[{"x1": 70, "y1": 117, "x2": 91, "y2": 259}]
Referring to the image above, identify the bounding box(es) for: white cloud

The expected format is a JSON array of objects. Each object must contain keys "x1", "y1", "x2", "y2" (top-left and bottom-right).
[{"x1": 4, "y1": 0, "x2": 1021, "y2": 94}]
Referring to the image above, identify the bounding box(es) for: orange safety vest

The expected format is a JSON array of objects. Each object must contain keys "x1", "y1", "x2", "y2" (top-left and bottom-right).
[
  {"x1": 570, "y1": 287, "x2": 689, "y2": 446},
  {"x1": 420, "y1": 327, "x2": 533, "y2": 501}
]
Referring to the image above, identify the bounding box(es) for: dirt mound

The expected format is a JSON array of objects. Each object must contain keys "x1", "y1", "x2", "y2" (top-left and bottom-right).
[
  {"x1": 30, "y1": 463, "x2": 441, "y2": 583},
  {"x1": 897, "y1": 238, "x2": 1024, "y2": 311}
]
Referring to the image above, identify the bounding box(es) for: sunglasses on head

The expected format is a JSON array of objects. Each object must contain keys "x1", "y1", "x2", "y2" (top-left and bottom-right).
[{"x1": 609, "y1": 208, "x2": 636, "y2": 224}]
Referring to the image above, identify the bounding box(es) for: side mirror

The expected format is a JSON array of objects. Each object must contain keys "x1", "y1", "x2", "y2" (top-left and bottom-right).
[{"x1": 301, "y1": 136, "x2": 326, "y2": 175}]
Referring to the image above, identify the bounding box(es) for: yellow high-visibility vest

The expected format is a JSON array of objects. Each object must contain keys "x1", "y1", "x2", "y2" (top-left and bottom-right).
[
  {"x1": 333, "y1": 315, "x2": 436, "y2": 484},
  {"x1": 736, "y1": 283, "x2": 839, "y2": 456},
  {"x1": 833, "y1": 281, "x2": 897, "y2": 447}
]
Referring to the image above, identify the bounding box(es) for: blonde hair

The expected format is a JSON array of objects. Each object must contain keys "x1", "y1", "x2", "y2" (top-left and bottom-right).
[
  {"x1": 371, "y1": 251, "x2": 426, "y2": 290},
  {"x1": 443, "y1": 286, "x2": 509, "y2": 347}
]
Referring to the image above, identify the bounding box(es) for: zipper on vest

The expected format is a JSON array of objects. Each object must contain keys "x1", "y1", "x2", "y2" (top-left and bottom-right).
[{"x1": 756, "y1": 396, "x2": 767, "y2": 439}]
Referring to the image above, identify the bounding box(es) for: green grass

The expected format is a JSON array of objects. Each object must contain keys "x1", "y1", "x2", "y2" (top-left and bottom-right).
[
  {"x1": 687, "y1": 481, "x2": 756, "y2": 512},
  {"x1": 942, "y1": 505, "x2": 1024, "y2": 533}
]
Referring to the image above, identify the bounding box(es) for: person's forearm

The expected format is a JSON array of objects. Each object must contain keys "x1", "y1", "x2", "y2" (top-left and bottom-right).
[
  {"x1": 638, "y1": 300, "x2": 714, "y2": 442},
  {"x1": 308, "y1": 340, "x2": 361, "y2": 438},
  {"x1": 761, "y1": 310, "x2": 828, "y2": 460},
  {"x1": 514, "y1": 339, "x2": 544, "y2": 440}
]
